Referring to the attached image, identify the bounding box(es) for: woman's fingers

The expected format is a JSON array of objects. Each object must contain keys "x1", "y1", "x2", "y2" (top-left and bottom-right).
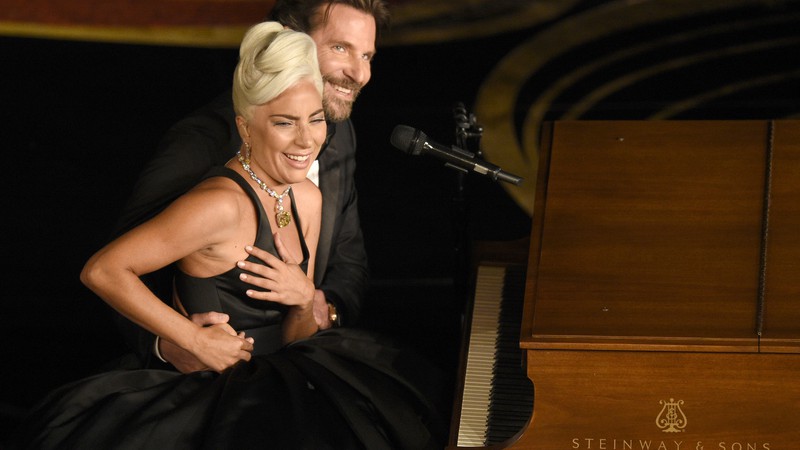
[
  {"x1": 196, "y1": 326, "x2": 254, "y2": 372},
  {"x1": 245, "y1": 244, "x2": 283, "y2": 266},
  {"x1": 237, "y1": 241, "x2": 313, "y2": 306}
]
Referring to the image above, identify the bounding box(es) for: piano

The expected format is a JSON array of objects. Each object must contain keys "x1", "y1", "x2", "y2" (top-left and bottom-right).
[{"x1": 449, "y1": 120, "x2": 800, "y2": 449}]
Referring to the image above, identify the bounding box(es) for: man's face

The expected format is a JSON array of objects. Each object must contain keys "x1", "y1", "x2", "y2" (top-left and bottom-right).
[{"x1": 309, "y1": 4, "x2": 377, "y2": 122}]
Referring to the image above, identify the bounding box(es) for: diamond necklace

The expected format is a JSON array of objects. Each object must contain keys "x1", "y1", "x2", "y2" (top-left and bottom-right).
[{"x1": 237, "y1": 149, "x2": 292, "y2": 228}]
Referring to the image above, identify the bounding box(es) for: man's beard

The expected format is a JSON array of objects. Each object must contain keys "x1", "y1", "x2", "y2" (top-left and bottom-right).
[{"x1": 322, "y1": 75, "x2": 362, "y2": 122}]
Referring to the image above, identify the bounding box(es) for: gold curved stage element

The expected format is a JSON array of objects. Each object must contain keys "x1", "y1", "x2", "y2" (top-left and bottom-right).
[
  {"x1": 0, "y1": 0, "x2": 274, "y2": 47},
  {"x1": 474, "y1": 0, "x2": 800, "y2": 216},
  {"x1": 0, "y1": 0, "x2": 564, "y2": 47}
]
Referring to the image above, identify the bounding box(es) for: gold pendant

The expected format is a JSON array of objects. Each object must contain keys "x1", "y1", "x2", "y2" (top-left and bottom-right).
[{"x1": 276, "y1": 210, "x2": 292, "y2": 228}]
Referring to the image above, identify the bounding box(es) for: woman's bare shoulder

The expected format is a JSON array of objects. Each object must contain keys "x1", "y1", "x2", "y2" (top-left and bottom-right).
[
  {"x1": 168, "y1": 176, "x2": 250, "y2": 227},
  {"x1": 293, "y1": 178, "x2": 322, "y2": 206}
]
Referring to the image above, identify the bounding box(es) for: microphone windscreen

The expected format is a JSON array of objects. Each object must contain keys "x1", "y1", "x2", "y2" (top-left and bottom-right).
[{"x1": 390, "y1": 125, "x2": 425, "y2": 155}]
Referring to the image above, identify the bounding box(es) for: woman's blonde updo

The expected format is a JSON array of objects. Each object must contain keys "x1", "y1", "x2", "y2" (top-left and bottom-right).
[{"x1": 232, "y1": 22, "x2": 323, "y2": 121}]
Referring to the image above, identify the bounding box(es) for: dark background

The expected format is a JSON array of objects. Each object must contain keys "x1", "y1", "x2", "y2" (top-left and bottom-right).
[{"x1": 3, "y1": 0, "x2": 800, "y2": 444}]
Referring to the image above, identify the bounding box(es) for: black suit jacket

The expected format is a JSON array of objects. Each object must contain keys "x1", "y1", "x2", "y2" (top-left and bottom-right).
[{"x1": 111, "y1": 90, "x2": 368, "y2": 366}]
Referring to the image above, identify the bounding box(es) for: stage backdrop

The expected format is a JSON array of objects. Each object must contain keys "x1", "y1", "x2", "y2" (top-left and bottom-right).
[{"x1": 4, "y1": 0, "x2": 799, "y2": 214}]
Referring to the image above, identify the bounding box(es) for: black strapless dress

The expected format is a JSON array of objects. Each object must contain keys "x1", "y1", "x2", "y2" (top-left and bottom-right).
[{"x1": 11, "y1": 168, "x2": 447, "y2": 450}]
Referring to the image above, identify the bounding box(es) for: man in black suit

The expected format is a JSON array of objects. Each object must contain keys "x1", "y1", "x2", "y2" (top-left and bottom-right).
[{"x1": 112, "y1": 0, "x2": 390, "y2": 372}]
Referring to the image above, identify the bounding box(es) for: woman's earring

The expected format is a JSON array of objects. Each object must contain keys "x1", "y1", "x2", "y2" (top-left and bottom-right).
[{"x1": 244, "y1": 142, "x2": 252, "y2": 163}]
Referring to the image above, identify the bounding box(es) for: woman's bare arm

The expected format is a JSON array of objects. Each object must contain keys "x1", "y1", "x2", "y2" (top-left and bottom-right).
[{"x1": 81, "y1": 179, "x2": 254, "y2": 371}]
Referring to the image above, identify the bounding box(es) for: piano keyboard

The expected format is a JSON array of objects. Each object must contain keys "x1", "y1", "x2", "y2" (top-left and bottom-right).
[{"x1": 455, "y1": 264, "x2": 533, "y2": 447}]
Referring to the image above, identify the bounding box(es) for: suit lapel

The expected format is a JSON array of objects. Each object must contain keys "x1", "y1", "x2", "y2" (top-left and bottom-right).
[{"x1": 315, "y1": 123, "x2": 341, "y2": 285}]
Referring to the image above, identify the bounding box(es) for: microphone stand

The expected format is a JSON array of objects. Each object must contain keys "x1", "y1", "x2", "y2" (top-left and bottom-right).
[{"x1": 451, "y1": 102, "x2": 484, "y2": 318}]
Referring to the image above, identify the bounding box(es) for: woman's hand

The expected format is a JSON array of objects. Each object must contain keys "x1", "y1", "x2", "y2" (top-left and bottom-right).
[
  {"x1": 161, "y1": 312, "x2": 255, "y2": 373},
  {"x1": 238, "y1": 233, "x2": 318, "y2": 343},
  {"x1": 187, "y1": 322, "x2": 255, "y2": 373},
  {"x1": 237, "y1": 233, "x2": 315, "y2": 309}
]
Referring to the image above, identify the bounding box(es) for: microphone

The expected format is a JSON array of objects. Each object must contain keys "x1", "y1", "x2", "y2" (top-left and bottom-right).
[{"x1": 390, "y1": 125, "x2": 523, "y2": 185}]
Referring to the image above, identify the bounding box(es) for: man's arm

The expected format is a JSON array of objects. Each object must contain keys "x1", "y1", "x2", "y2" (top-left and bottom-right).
[
  {"x1": 112, "y1": 90, "x2": 240, "y2": 239},
  {"x1": 314, "y1": 120, "x2": 369, "y2": 327}
]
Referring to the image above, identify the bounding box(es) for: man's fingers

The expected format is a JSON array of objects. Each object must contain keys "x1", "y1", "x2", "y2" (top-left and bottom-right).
[
  {"x1": 189, "y1": 311, "x2": 229, "y2": 326},
  {"x1": 241, "y1": 337, "x2": 254, "y2": 353},
  {"x1": 211, "y1": 322, "x2": 239, "y2": 336}
]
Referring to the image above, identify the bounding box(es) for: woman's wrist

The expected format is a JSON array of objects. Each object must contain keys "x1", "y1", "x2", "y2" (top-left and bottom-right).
[{"x1": 289, "y1": 300, "x2": 316, "y2": 322}]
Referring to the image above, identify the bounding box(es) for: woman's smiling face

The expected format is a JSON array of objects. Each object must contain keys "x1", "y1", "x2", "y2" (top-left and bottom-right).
[{"x1": 241, "y1": 79, "x2": 327, "y2": 187}]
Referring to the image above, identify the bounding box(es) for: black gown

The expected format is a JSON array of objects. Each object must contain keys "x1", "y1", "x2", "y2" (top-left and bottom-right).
[{"x1": 12, "y1": 168, "x2": 447, "y2": 450}]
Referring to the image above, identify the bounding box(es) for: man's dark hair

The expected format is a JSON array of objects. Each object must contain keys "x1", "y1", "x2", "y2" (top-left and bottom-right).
[{"x1": 269, "y1": 0, "x2": 391, "y2": 39}]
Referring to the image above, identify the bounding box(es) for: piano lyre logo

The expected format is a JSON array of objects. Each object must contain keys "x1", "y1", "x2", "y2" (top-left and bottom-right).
[{"x1": 656, "y1": 398, "x2": 687, "y2": 433}]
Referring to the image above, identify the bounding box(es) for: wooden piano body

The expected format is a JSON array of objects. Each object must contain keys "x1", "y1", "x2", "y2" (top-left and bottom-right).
[{"x1": 449, "y1": 120, "x2": 800, "y2": 449}]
